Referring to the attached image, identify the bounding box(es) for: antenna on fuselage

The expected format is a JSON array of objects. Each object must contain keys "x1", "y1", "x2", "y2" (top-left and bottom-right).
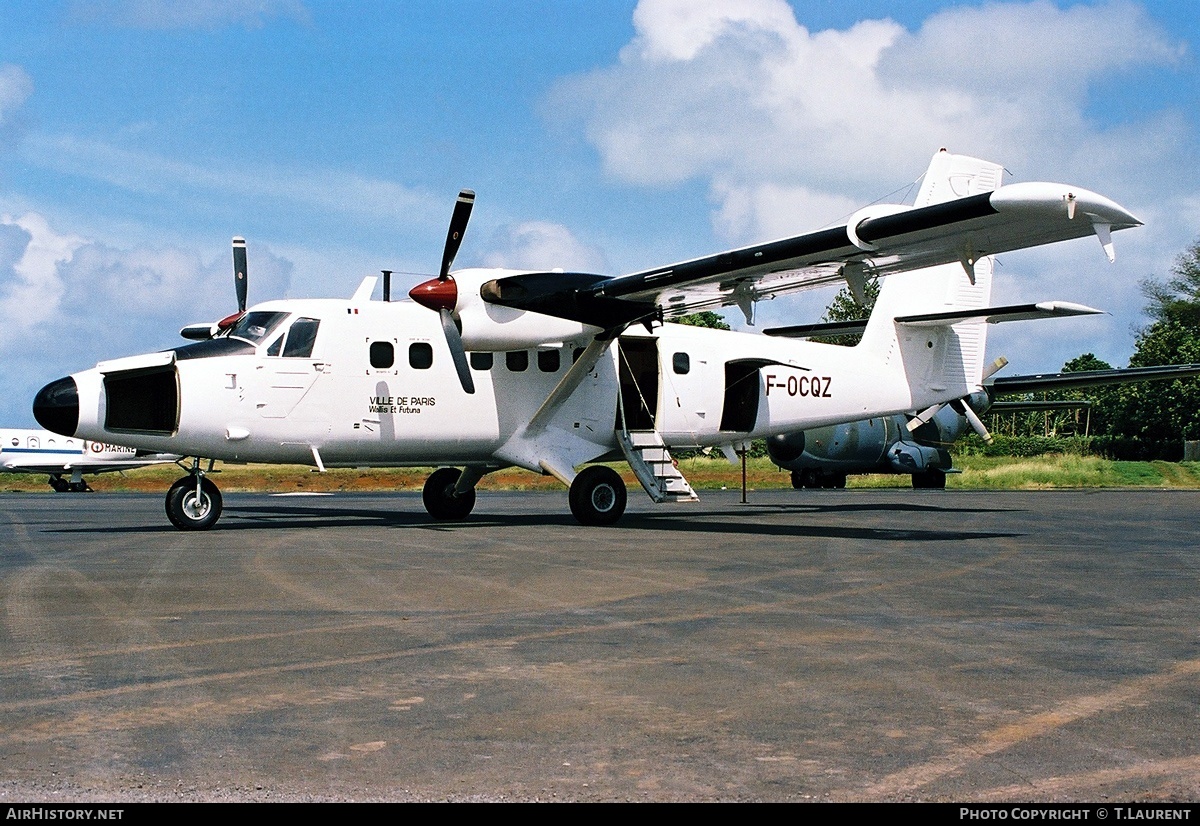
[{"x1": 382, "y1": 270, "x2": 392, "y2": 302}]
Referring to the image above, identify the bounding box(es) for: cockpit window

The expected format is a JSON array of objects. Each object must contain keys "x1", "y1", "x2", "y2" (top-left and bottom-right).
[
  {"x1": 227, "y1": 312, "x2": 288, "y2": 344},
  {"x1": 282, "y1": 318, "x2": 320, "y2": 358}
]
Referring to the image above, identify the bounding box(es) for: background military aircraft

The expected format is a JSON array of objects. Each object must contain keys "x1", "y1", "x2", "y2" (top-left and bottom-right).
[
  {"x1": 765, "y1": 363, "x2": 1200, "y2": 488},
  {"x1": 0, "y1": 428, "x2": 178, "y2": 491}
]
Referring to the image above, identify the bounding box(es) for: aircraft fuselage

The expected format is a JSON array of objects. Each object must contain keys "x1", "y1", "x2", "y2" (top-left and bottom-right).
[{"x1": 42, "y1": 295, "x2": 940, "y2": 475}]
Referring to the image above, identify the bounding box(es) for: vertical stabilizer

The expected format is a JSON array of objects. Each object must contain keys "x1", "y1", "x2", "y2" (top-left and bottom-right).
[{"x1": 858, "y1": 150, "x2": 1005, "y2": 398}]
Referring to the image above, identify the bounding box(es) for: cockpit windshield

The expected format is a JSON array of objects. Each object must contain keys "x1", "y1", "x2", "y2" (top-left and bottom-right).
[{"x1": 225, "y1": 311, "x2": 288, "y2": 344}]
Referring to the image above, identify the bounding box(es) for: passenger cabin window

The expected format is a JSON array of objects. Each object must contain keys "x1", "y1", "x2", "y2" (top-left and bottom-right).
[
  {"x1": 282, "y1": 318, "x2": 320, "y2": 358},
  {"x1": 470, "y1": 352, "x2": 493, "y2": 371},
  {"x1": 672, "y1": 352, "x2": 690, "y2": 375},
  {"x1": 538, "y1": 349, "x2": 560, "y2": 373},
  {"x1": 506, "y1": 351, "x2": 528, "y2": 372},
  {"x1": 410, "y1": 342, "x2": 433, "y2": 370},
  {"x1": 370, "y1": 341, "x2": 395, "y2": 369}
]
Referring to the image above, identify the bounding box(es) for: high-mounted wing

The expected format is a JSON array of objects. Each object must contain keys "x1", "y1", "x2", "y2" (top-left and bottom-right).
[{"x1": 478, "y1": 150, "x2": 1140, "y2": 330}]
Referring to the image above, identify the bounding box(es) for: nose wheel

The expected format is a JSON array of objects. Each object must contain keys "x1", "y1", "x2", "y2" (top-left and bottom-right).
[{"x1": 165, "y1": 475, "x2": 223, "y2": 530}]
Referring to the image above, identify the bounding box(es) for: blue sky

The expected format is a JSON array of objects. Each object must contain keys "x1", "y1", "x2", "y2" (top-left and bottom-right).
[{"x1": 1, "y1": 0, "x2": 1198, "y2": 426}]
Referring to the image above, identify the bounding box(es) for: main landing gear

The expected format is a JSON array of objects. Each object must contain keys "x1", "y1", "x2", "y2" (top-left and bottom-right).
[
  {"x1": 568, "y1": 466, "x2": 627, "y2": 526},
  {"x1": 165, "y1": 459, "x2": 223, "y2": 531},
  {"x1": 911, "y1": 469, "x2": 947, "y2": 489},
  {"x1": 790, "y1": 469, "x2": 846, "y2": 489},
  {"x1": 422, "y1": 467, "x2": 478, "y2": 520},
  {"x1": 420, "y1": 465, "x2": 629, "y2": 526},
  {"x1": 48, "y1": 474, "x2": 91, "y2": 493}
]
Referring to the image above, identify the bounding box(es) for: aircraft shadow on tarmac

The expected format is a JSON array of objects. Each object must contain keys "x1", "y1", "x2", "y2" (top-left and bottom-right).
[{"x1": 47, "y1": 498, "x2": 1022, "y2": 543}]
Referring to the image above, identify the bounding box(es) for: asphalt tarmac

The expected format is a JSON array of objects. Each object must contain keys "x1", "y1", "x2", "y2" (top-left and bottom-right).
[{"x1": 0, "y1": 489, "x2": 1197, "y2": 802}]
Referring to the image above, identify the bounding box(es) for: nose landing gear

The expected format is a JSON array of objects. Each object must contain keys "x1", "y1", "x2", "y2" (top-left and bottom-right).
[{"x1": 165, "y1": 459, "x2": 223, "y2": 530}]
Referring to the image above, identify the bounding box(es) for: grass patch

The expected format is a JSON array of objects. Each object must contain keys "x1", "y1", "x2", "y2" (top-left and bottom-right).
[{"x1": 3, "y1": 454, "x2": 1200, "y2": 494}]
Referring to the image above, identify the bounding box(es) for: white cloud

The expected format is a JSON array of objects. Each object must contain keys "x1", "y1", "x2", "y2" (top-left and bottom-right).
[
  {"x1": 551, "y1": 0, "x2": 1196, "y2": 374},
  {"x1": 482, "y1": 221, "x2": 611, "y2": 273},
  {"x1": 0, "y1": 64, "x2": 33, "y2": 149},
  {"x1": 0, "y1": 65, "x2": 32, "y2": 128},
  {"x1": 22, "y1": 134, "x2": 446, "y2": 232},
  {"x1": 68, "y1": 0, "x2": 310, "y2": 29},
  {"x1": 0, "y1": 212, "x2": 294, "y2": 424},
  {"x1": 552, "y1": 0, "x2": 1185, "y2": 233},
  {"x1": 0, "y1": 214, "x2": 83, "y2": 347}
]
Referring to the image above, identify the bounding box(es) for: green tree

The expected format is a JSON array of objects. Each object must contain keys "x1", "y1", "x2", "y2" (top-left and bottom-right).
[
  {"x1": 1108, "y1": 241, "x2": 1200, "y2": 441},
  {"x1": 670, "y1": 310, "x2": 731, "y2": 330},
  {"x1": 989, "y1": 353, "x2": 1115, "y2": 438},
  {"x1": 812, "y1": 277, "x2": 880, "y2": 346}
]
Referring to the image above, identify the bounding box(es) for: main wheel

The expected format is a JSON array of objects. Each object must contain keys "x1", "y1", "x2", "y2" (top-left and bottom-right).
[
  {"x1": 569, "y1": 466, "x2": 627, "y2": 526},
  {"x1": 165, "y1": 476, "x2": 223, "y2": 530},
  {"x1": 912, "y1": 470, "x2": 946, "y2": 489},
  {"x1": 422, "y1": 467, "x2": 476, "y2": 520}
]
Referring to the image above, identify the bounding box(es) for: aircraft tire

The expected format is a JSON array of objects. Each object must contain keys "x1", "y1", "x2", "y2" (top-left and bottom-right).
[
  {"x1": 569, "y1": 466, "x2": 627, "y2": 526},
  {"x1": 422, "y1": 467, "x2": 476, "y2": 521},
  {"x1": 792, "y1": 469, "x2": 820, "y2": 489},
  {"x1": 49, "y1": 475, "x2": 70, "y2": 493},
  {"x1": 165, "y1": 476, "x2": 223, "y2": 530},
  {"x1": 912, "y1": 470, "x2": 946, "y2": 490}
]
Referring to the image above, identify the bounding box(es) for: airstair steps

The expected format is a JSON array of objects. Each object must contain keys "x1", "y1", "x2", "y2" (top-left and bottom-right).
[{"x1": 617, "y1": 429, "x2": 699, "y2": 504}]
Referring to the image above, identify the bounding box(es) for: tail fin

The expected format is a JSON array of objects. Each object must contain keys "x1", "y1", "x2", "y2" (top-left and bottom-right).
[{"x1": 858, "y1": 150, "x2": 1005, "y2": 397}]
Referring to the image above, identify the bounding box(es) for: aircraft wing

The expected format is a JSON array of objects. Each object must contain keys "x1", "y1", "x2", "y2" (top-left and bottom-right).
[
  {"x1": 481, "y1": 182, "x2": 1140, "y2": 328},
  {"x1": 988, "y1": 364, "x2": 1200, "y2": 395},
  {"x1": 0, "y1": 455, "x2": 179, "y2": 475},
  {"x1": 988, "y1": 399, "x2": 1092, "y2": 413}
]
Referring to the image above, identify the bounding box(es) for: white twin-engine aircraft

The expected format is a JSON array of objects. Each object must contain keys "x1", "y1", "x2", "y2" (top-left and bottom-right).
[{"x1": 32, "y1": 150, "x2": 1140, "y2": 529}]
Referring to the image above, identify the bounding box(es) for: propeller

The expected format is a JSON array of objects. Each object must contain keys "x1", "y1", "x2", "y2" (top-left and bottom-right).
[
  {"x1": 409, "y1": 190, "x2": 476, "y2": 394},
  {"x1": 907, "y1": 356, "x2": 1008, "y2": 444},
  {"x1": 215, "y1": 237, "x2": 249, "y2": 331},
  {"x1": 233, "y1": 236, "x2": 248, "y2": 313},
  {"x1": 180, "y1": 236, "x2": 249, "y2": 340}
]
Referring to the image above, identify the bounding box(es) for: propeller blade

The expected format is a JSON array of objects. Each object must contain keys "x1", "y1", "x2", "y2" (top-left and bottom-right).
[
  {"x1": 907, "y1": 402, "x2": 945, "y2": 432},
  {"x1": 232, "y1": 237, "x2": 248, "y2": 313},
  {"x1": 439, "y1": 190, "x2": 475, "y2": 281},
  {"x1": 440, "y1": 308, "x2": 476, "y2": 394},
  {"x1": 950, "y1": 398, "x2": 994, "y2": 444}
]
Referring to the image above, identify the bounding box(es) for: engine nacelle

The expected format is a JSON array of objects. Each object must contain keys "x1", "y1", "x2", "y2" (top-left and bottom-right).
[
  {"x1": 766, "y1": 419, "x2": 893, "y2": 471},
  {"x1": 845, "y1": 204, "x2": 913, "y2": 251},
  {"x1": 417, "y1": 267, "x2": 602, "y2": 351}
]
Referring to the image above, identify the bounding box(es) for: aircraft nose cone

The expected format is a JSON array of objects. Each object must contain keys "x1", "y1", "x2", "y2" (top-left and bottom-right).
[{"x1": 33, "y1": 376, "x2": 79, "y2": 436}]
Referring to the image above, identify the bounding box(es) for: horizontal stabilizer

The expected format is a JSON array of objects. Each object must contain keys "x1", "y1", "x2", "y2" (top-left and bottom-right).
[
  {"x1": 990, "y1": 363, "x2": 1200, "y2": 395},
  {"x1": 896, "y1": 301, "x2": 1103, "y2": 328},
  {"x1": 762, "y1": 319, "x2": 868, "y2": 339}
]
